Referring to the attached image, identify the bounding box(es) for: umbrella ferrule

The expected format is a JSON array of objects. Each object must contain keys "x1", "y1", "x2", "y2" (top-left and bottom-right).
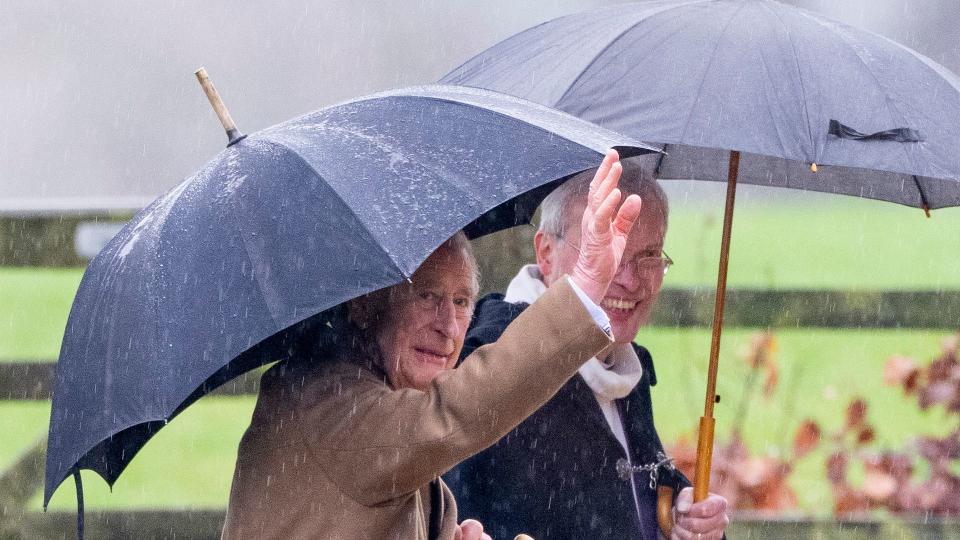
[
  {"x1": 226, "y1": 129, "x2": 247, "y2": 147},
  {"x1": 195, "y1": 67, "x2": 247, "y2": 148}
]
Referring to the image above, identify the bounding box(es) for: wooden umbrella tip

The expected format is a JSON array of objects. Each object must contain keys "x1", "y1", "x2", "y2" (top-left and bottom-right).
[{"x1": 192, "y1": 67, "x2": 246, "y2": 147}]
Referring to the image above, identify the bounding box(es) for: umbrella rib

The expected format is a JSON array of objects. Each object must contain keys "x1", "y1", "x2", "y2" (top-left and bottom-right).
[
  {"x1": 799, "y1": 11, "x2": 924, "y2": 177},
  {"x1": 762, "y1": 2, "x2": 818, "y2": 161},
  {"x1": 403, "y1": 94, "x2": 615, "y2": 155},
  {"x1": 255, "y1": 136, "x2": 409, "y2": 279},
  {"x1": 752, "y1": 38, "x2": 794, "y2": 160},
  {"x1": 554, "y1": 0, "x2": 712, "y2": 108},
  {"x1": 373, "y1": 93, "x2": 636, "y2": 187},
  {"x1": 678, "y1": 2, "x2": 749, "y2": 144},
  {"x1": 910, "y1": 175, "x2": 932, "y2": 212},
  {"x1": 300, "y1": 115, "x2": 488, "y2": 206},
  {"x1": 263, "y1": 119, "x2": 485, "y2": 269},
  {"x1": 334, "y1": 95, "x2": 601, "y2": 240}
]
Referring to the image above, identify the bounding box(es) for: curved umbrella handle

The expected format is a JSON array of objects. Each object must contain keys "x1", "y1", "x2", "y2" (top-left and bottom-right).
[{"x1": 657, "y1": 485, "x2": 675, "y2": 537}]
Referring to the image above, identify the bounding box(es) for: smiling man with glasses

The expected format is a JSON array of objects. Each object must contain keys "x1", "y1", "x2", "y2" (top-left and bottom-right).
[{"x1": 447, "y1": 156, "x2": 728, "y2": 540}]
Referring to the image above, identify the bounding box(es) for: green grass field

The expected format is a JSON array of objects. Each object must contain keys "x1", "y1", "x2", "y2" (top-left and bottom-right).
[
  {"x1": 0, "y1": 267, "x2": 83, "y2": 360},
  {"x1": 662, "y1": 187, "x2": 960, "y2": 290},
  {"x1": 2, "y1": 197, "x2": 959, "y2": 513},
  {"x1": 18, "y1": 327, "x2": 956, "y2": 512}
]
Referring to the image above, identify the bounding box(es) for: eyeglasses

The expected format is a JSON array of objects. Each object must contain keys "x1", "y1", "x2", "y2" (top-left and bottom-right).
[
  {"x1": 621, "y1": 250, "x2": 673, "y2": 277},
  {"x1": 405, "y1": 286, "x2": 475, "y2": 318},
  {"x1": 556, "y1": 235, "x2": 673, "y2": 277}
]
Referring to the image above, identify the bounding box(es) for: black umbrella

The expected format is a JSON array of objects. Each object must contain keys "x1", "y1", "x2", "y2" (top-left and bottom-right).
[
  {"x1": 44, "y1": 79, "x2": 657, "y2": 507},
  {"x1": 441, "y1": 0, "x2": 960, "y2": 526}
]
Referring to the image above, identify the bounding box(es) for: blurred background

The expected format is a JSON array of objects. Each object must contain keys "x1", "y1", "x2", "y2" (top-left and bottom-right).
[{"x1": 2, "y1": 1, "x2": 959, "y2": 538}]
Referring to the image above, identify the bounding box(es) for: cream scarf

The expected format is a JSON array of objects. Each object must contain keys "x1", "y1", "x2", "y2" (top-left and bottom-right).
[{"x1": 504, "y1": 265, "x2": 643, "y2": 400}]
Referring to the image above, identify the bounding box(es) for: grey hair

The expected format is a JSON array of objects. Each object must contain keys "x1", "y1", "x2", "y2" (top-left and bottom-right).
[
  {"x1": 348, "y1": 231, "x2": 480, "y2": 334},
  {"x1": 438, "y1": 230, "x2": 481, "y2": 297},
  {"x1": 538, "y1": 155, "x2": 669, "y2": 238}
]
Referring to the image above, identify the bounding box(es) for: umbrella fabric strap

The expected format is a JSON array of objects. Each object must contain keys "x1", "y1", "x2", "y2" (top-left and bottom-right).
[
  {"x1": 73, "y1": 470, "x2": 85, "y2": 540},
  {"x1": 828, "y1": 119, "x2": 922, "y2": 143}
]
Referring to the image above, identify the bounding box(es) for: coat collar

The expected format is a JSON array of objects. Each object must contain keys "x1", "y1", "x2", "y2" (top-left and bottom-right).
[{"x1": 503, "y1": 264, "x2": 644, "y2": 399}]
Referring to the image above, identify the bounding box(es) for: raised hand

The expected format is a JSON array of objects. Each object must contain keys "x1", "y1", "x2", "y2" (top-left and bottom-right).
[{"x1": 570, "y1": 149, "x2": 644, "y2": 304}]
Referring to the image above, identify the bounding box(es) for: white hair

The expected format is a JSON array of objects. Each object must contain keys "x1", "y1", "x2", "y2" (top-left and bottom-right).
[
  {"x1": 349, "y1": 231, "x2": 480, "y2": 334},
  {"x1": 538, "y1": 155, "x2": 669, "y2": 238},
  {"x1": 438, "y1": 230, "x2": 480, "y2": 297}
]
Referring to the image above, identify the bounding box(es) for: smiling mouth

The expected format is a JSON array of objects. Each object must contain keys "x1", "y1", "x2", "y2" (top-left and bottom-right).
[
  {"x1": 602, "y1": 297, "x2": 639, "y2": 313},
  {"x1": 414, "y1": 348, "x2": 450, "y2": 366}
]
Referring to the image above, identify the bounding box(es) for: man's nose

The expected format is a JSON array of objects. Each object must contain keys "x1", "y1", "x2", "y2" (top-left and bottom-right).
[
  {"x1": 611, "y1": 263, "x2": 643, "y2": 292},
  {"x1": 432, "y1": 299, "x2": 461, "y2": 338}
]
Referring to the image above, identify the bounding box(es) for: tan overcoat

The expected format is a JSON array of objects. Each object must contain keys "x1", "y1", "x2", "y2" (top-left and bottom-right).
[{"x1": 222, "y1": 278, "x2": 611, "y2": 539}]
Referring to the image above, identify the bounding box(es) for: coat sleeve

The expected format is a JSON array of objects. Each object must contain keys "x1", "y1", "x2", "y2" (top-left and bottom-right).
[{"x1": 299, "y1": 277, "x2": 612, "y2": 506}]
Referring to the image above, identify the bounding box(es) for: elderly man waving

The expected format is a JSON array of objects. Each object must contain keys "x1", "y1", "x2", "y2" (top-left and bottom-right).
[
  {"x1": 223, "y1": 151, "x2": 648, "y2": 540},
  {"x1": 447, "y1": 156, "x2": 729, "y2": 539}
]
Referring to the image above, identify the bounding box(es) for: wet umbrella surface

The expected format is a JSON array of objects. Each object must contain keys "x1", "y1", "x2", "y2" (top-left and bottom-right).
[
  {"x1": 44, "y1": 84, "x2": 658, "y2": 506},
  {"x1": 443, "y1": 0, "x2": 960, "y2": 209}
]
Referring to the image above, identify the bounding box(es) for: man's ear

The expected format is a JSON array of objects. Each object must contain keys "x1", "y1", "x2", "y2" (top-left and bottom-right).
[{"x1": 534, "y1": 230, "x2": 553, "y2": 279}]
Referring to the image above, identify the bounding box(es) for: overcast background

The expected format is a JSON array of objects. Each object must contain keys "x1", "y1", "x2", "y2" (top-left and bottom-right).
[{"x1": 2, "y1": 0, "x2": 958, "y2": 213}]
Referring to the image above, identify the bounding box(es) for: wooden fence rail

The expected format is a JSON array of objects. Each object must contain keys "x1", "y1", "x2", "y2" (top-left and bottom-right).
[
  {"x1": 654, "y1": 287, "x2": 960, "y2": 329},
  {"x1": 3, "y1": 288, "x2": 958, "y2": 400}
]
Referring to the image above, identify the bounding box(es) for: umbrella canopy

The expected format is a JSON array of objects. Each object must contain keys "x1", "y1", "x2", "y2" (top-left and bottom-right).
[
  {"x1": 442, "y1": 0, "x2": 960, "y2": 210},
  {"x1": 44, "y1": 84, "x2": 657, "y2": 504}
]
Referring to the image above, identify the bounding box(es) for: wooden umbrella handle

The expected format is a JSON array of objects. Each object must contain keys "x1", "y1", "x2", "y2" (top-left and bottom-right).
[{"x1": 657, "y1": 485, "x2": 675, "y2": 536}]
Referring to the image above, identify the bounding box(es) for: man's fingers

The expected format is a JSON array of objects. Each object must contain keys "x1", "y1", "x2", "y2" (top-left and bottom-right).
[
  {"x1": 612, "y1": 194, "x2": 643, "y2": 237},
  {"x1": 590, "y1": 149, "x2": 619, "y2": 194},
  {"x1": 592, "y1": 188, "x2": 622, "y2": 234},
  {"x1": 590, "y1": 158, "x2": 622, "y2": 212},
  {"x1": 675, "y1": 512, "x2": 730, "y2": 535},
  {"x1": 685, "y1": 494, "x2": 728, "y2": 519},
  {"x1": 673, "y1": 527, "x2": 724, "y2": 540},
  {"x1": 672, "y1": 513, "x2": 726, "y2": 540},
  {"x1": 675, "y1": 487, "x2": 694, "y2": 513},
  {"x1": 672, "y1": 490, "x2": 729, "y2": 540},
  {"x1": 456, "y1": 519, "x2": 485, "y2": 540}
]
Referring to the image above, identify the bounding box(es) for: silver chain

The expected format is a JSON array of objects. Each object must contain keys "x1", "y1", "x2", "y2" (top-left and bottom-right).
[{"x1": 616, "y1": 451, "x2": 676, "y2": 489}]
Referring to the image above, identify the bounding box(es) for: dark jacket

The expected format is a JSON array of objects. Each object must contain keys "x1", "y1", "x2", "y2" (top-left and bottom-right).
[{"x1": 445, "y1": 294, "x2": 690, "y2": 540}]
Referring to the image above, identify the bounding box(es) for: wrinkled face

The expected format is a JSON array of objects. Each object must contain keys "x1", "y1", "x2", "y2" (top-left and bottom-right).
[
  {"x1": 536, "y1": 197, "x2": 667, "y2": 344},
  {"x1": 375, "y1": 244, "x2": 476, "y2": 391}
]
